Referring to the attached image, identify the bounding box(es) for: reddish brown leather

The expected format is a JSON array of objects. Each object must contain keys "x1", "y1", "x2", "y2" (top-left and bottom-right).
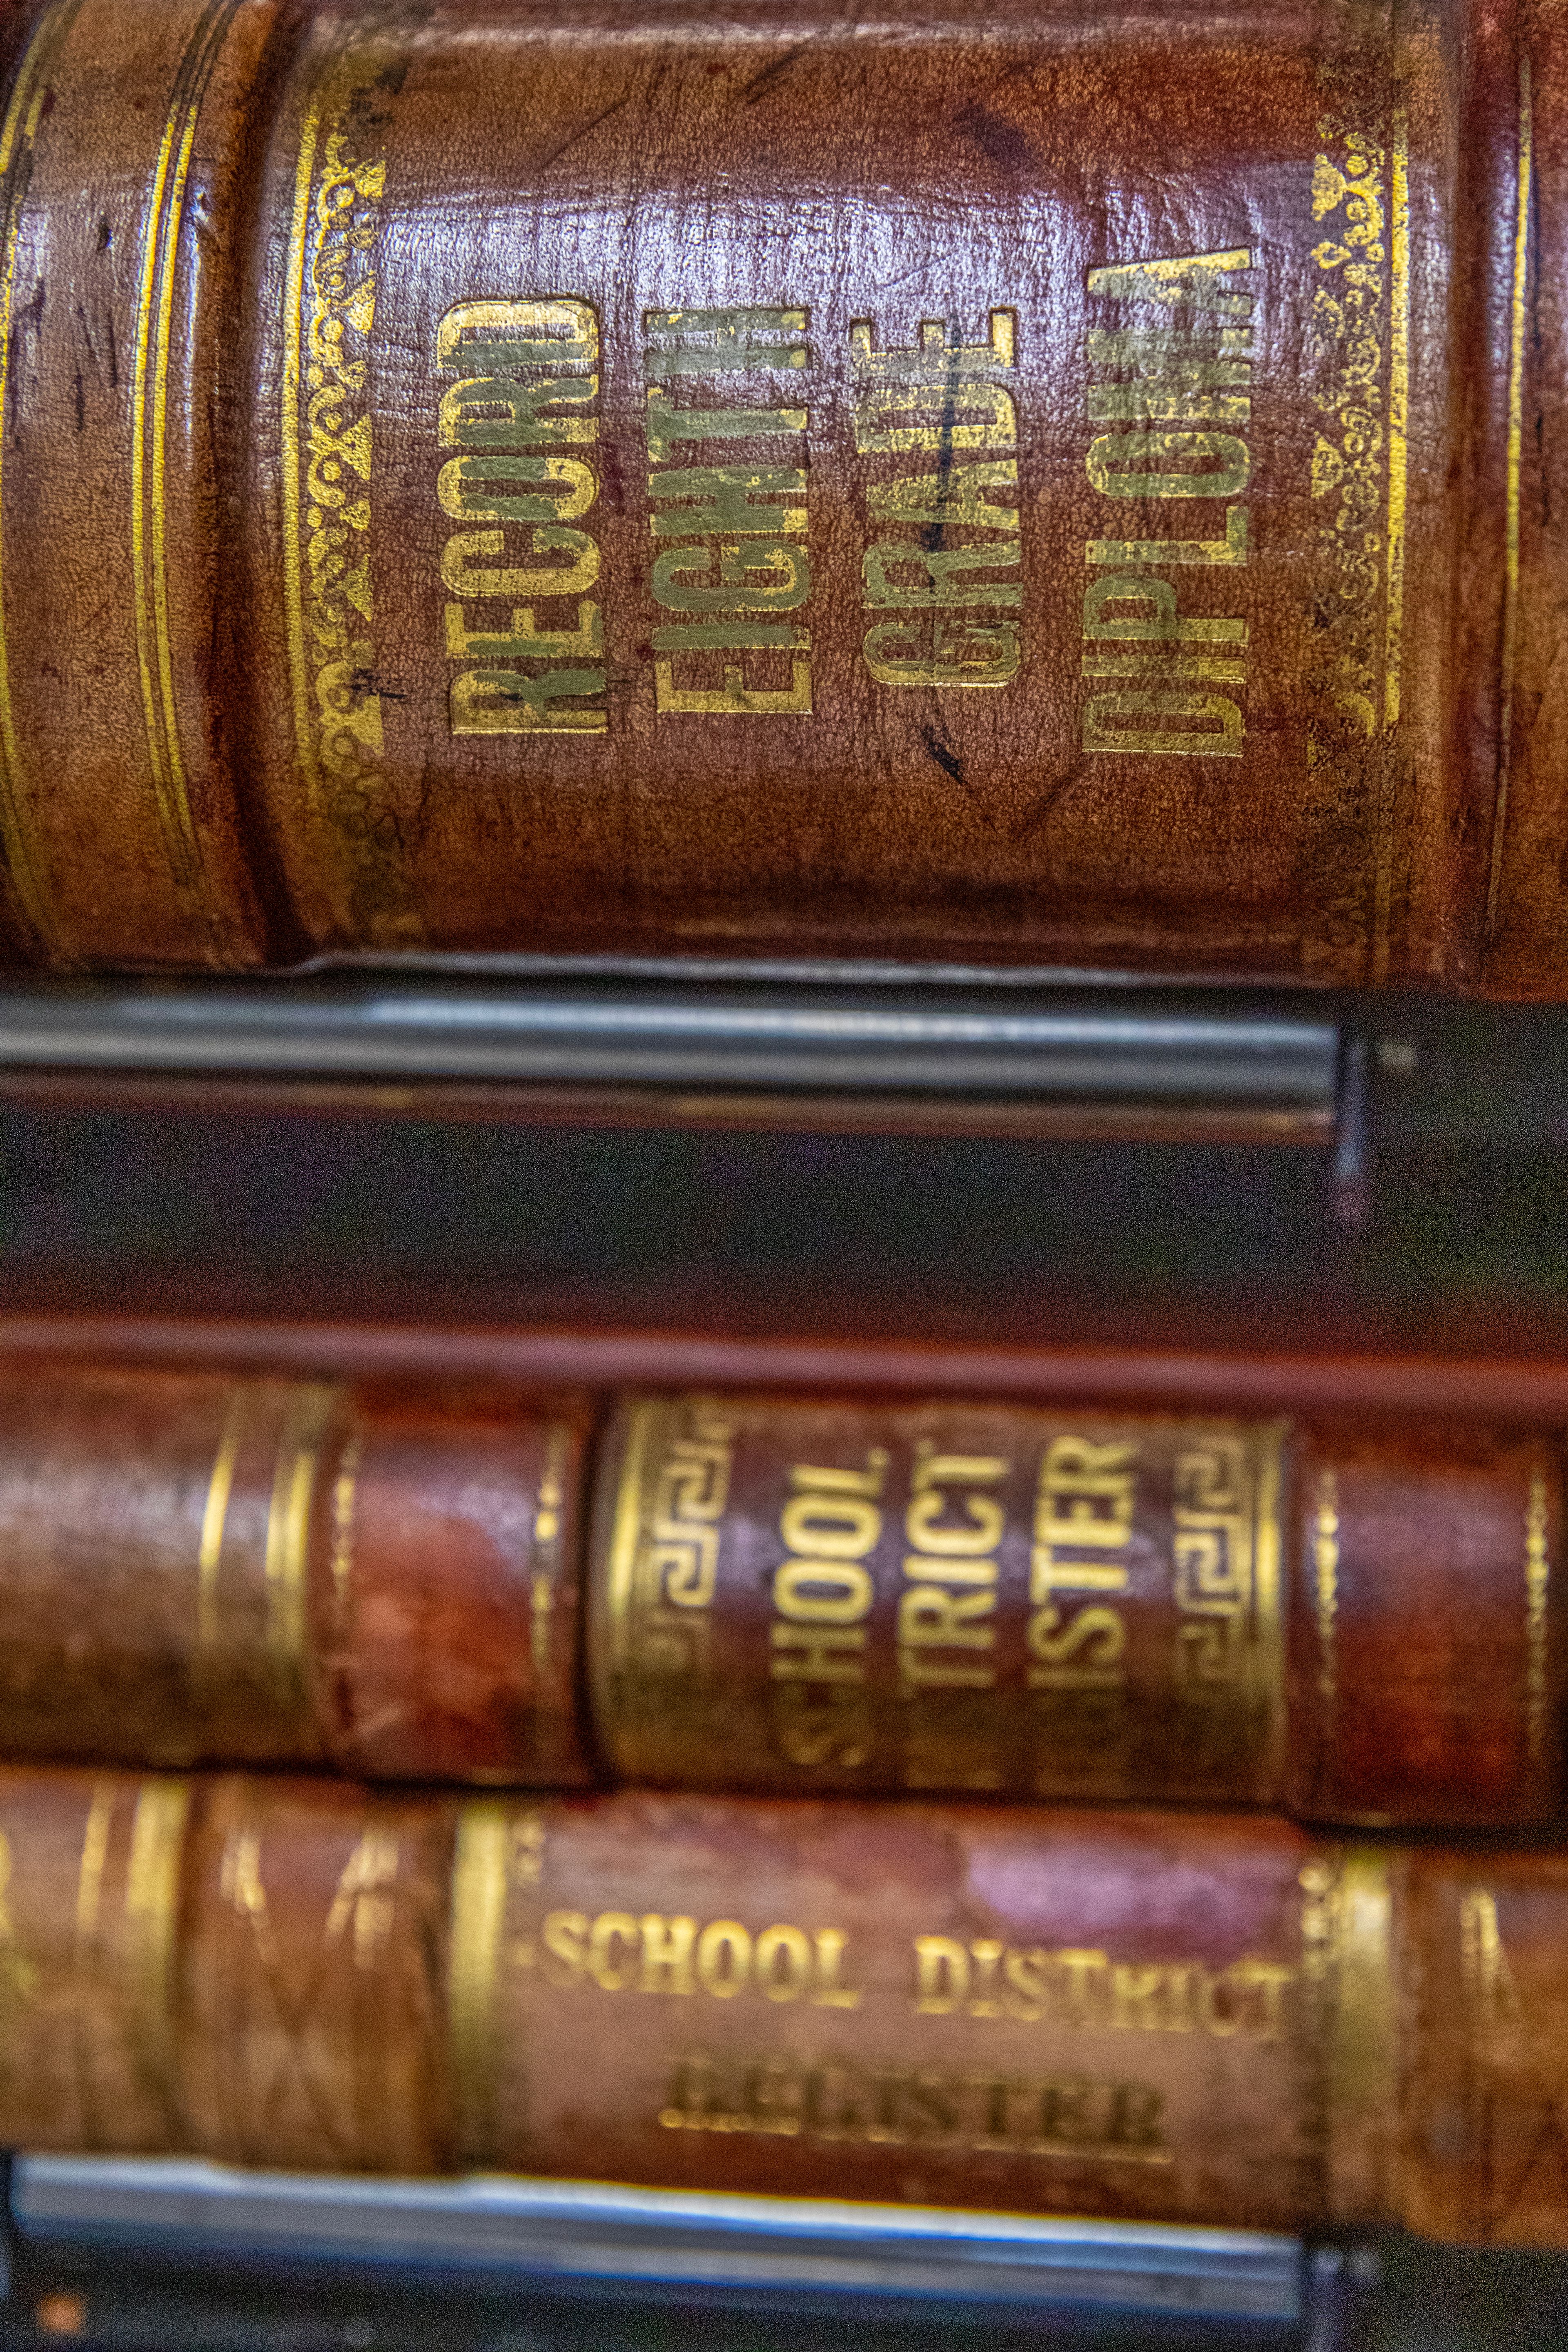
[
  {"x1": 1285, "y1": 1419, "x2": 1565, "y2": 1827},
  {"x1": 0, "y1": 1361, "x2": 595, "y2": 1783},
  {"x1": 1, "y1": 1766, "x2": 1567, "y2": 2245},
  {"x1": 588, "y1": 1392, "x2": 1566, "y2": 1826},
  {"x1": 0, "y1": 0, "x2": 1564, "y2": 988},
  {"x1": 0, "y1": 1364, "x2": 1560, "y2": 1820}
]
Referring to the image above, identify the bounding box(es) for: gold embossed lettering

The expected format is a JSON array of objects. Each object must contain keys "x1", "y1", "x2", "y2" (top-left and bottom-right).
[
  {"x1": 1081, "y1": 252, "x2": 1252, "y2": 753},
  {"x1": 646, "y1": 309, "x2": 813, "y2": 713},
  {"x1": 437, "y1": 299, "x2": 606, "y2": 735},
  {"x1": 853, "y1": 313, "x2": 1021, "y2": 688}
]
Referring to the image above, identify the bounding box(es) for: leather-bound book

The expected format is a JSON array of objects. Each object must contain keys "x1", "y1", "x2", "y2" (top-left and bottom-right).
[
  {"x1": 0, "y1": 0, "x2": 1566, "y2": 991},
  {"x1": 0, "y1": 1766, "x2": 1566, "y2": 2247},
  {"x1": 0, "y1": 1363, "x2": 1560, "y2": 1828},
  {"x1": 590, "y1": 1393, "x2": 1567, "y2": 1827},
  {"x1": 0, "y1": 1363, "x2": 593, "y2": 1784}
]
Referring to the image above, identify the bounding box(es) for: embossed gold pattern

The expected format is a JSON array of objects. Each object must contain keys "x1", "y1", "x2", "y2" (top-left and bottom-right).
[
  {"x1": 0, "y1": 0, "x2": 85, "y2": 956},
  {"x1": 283, "y1": 46, "x2": 420, "y2": 946},
  {"x1": 1169, "y1": 1420, "x2": 1287, "y2": 1793},
  {"x1": 603, "y1": 1401, "x2": 735, "y2": 1698},
  {"x1": 131, "y1": 0, "x2": 244, "y2": 951},
  {"x1": 1308, "y1": 116, "x2": 1406, "y2": 741}
]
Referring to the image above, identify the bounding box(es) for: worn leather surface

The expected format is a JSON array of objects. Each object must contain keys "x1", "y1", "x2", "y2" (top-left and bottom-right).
[
  {"x1": 0, "y1": 1361, "x2": 593, "y2": 1782},
  {"x1": 0, "y1": 1361, "x2": 1557, "y2": 1824},
  {"x1": 0, "y1": 0, "x2": 1561, "y2": 988},
  {"x1": 0, "y1": 1767, "x2": 1566, "y2": 2243}
]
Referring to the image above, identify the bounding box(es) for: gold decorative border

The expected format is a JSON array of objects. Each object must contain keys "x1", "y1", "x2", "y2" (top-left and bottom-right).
[
  {"x1": 1486, "y1": 55, "x2": 1534, "y2": 939},
  {"x1": 131, "y1": 0, "x2": 244, "y2": 952},
  {"x1": 281, "y1": 46, "x2": 420, "y2": 946},
  {"x1": 1308, "y1": 114, "x2": 1408, "y2": 742},
  {"x1": 0, "y1": 0, "x2": 84, "y2": 957}
]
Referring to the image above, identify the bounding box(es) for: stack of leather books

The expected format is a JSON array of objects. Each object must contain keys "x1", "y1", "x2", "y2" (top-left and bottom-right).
[{"x1": 0, "y1": 0, "x2": 1564, "y2": 2339}]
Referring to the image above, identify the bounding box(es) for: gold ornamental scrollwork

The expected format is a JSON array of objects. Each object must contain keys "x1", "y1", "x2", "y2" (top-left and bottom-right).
[
  {"x1": 1307, "y1": 117, "x2": 1406, "y2": 739},
  {"x1": 283, "y1": 54, "x2": 421, "y2": 946}
]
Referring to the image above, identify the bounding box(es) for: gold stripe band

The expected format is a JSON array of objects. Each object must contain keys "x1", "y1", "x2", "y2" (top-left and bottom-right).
[
  {"x1": 279, "y1": 72, "x2": 320, "y2": 814},
  {"x1": 448, "y1": 1802, "x2": 511, "y2": 2163},
  {"x1": 130, "y1": 0, "x2": 243, "y2": 946},
  {"x1": 602, "y1": 1400, "x2": 657, "y2": 1678},
  {"x1": 1305, "y1": 1847, "x2": 1397, "y2": 2221},
  {"x1": 263, "y1": 1385, "x2": 336, "y2": 1695},
  {"x1": 0, "y1": 0, "x2": 85, "y2": 956},
  {"x1": 1250, "y1": 1420, "x2": 1288, "y2": 1796},
  {"x1": 197, "y1": 1385, "x2": 248, "y2": 1663},
  {"x1": 1487, "y1": 52, "x2": 1534, "y2": 939},
  {"x1": 124, "y1": 1777, "x2": 191, "y2": 2111}
]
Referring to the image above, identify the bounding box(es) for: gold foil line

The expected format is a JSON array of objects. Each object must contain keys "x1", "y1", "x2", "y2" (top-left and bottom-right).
[
  {"x1": 604, "y1": 1401, "x2": 657, "y2": 1674},
  {"x1": 1325, "y1": 1849, "x2": 1397, "y2": 2218},
  {"x1": 0, "y1": 0, "x2": 84, "y2": 956},
  {"x1": 124, "y1": 1777, "x2": 190, "y2": 2101},
  {"x1": 1383, "y1": 110, "x2": 1410, "y2": 729},
  {"x1": 264, "y1": 1386, "x2": 334, "y2": 1686},
  {"x1": 1251, "y1": 1421, "x2": 1288, "y2": 1792},
  {"x1": 1487, "y1": 52, "x2": 1534, "y2": 941},
  {"x1": 1525, "y1": 1468, "x2": 1550, "y2": 1766},
  {"x1": 1313, "y1": 1469, "x2": 1339, "y2": 1717},
  {"x1": 448, "y1": 1802, "x2": 511, "y2": 2163},
  {"x1": 74, "y1": 1780, "x2": 116, "y2": 1950},
  {"x1": 129, "y1": 0, "x2": 243, "y2": 944},
  {"x1": 529, "y1": 1423, "x2": 570, "y2": 1674},
  {"x1": 197, "y1": 1386, "x2": 248, "y2": 1660},
  {"x1": 280, "y1": 79, "x2": 321, "y2": 811}
]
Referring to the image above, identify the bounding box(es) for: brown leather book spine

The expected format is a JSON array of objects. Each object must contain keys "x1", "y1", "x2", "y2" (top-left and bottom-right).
[
  {"x1": 588, "y1": 1393, "x2": 1566, "y2": 1826},
  {"x1": 1, "y1": 1765, "x2": 1567, "y2": 2246},
  {"x1": 0, "y1": 1363, "x2": 594, "y2": 1783},
  {"x1": 0, "y1": 0, "x2": 1564, "y2": 990}
]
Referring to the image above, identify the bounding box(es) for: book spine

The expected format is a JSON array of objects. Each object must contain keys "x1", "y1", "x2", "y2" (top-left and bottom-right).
[
  {"x1": 588, "y1": 1394, "x2": 1564, "y2": 1825},
  {"x1": 3, "y1": 1765, "x2": 1568, "y2": 2246},
  {"x1": 0, "y1": 0, "x2": 1560, "y2": 990},
  {"x1": 0, "y1": 1364, "x2": 593, "y2": 1783}
]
